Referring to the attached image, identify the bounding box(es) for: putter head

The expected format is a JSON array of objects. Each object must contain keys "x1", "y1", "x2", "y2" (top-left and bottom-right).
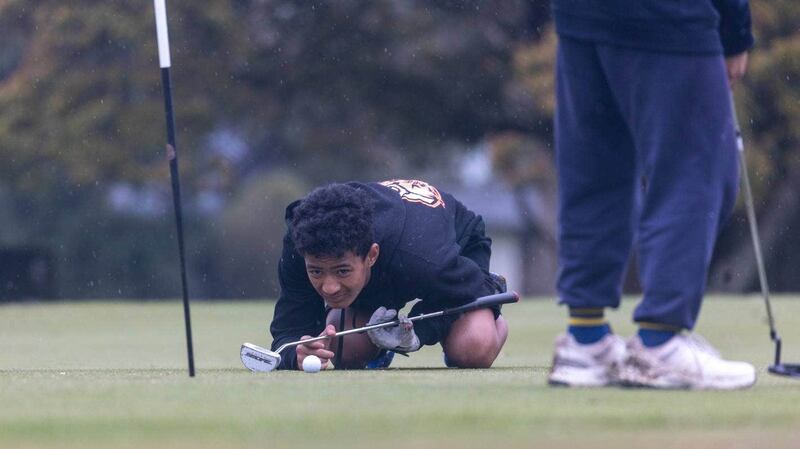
[
  {"x1": 769, "y1": 363, "x2": 800, "y2": 378},
  {"x1": 240, "y1": 343, "x2": 282, "y2": 372},
  {"x1": 766, "y1": 338, "x2": 800, "y2": 378}
]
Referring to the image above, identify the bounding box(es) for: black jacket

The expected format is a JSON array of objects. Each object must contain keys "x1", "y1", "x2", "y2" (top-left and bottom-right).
[
  {"x1": 552, "y1": 0, "x2": 754, "y2": 56},
  {"x1": 269, "y1": 180, "x2": 495, "y2": 370}
]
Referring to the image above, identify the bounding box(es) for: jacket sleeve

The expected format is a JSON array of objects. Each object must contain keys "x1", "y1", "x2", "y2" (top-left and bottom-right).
[
  {"x1": 411, "y1": 261, "x2": 495, "y2": 345},
  {"x1": 712, "y1": 0, "x2": 754, "y2": 56},
  {"x1": 399, "y1": 198, "x2": 498, "y2": 346},
  {"x1": 414, "y1": 247, "x2": 497, "y2": 346},
  {"x1": 269, "y1": 233, "x2": 326, "y2": 370}
]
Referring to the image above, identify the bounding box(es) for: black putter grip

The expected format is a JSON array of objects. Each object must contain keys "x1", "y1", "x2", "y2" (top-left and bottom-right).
[{"x1": 441, "y1": 291, "x2": 520, "y2": 316}]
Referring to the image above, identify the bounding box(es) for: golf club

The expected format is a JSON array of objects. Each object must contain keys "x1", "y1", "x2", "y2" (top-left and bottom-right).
[
  {"x1": 154, "y1": 0, "x2": 195, "y2": 377},
  {"x1": 241, "y1": 291, "x2": 520, "y2": 372},
  {"x1": 732, "y1": 94, "x2": 800, "y2": 378}
]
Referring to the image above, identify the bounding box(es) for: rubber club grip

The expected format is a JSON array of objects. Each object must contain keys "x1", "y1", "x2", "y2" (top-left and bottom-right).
[{"x1": 441, "y1": 291, "x2": 520, "y2": 316}]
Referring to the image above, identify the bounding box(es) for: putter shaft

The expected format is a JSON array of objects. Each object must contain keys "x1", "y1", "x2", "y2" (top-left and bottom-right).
[
  {"x1": 242, "y1": 291, "x2": 519, "y2": 372},
  {"x1": 275, "y1": 310, "x2": 444, "y2": 353},
  {"x1": 731, "y1": 98, "x2": 776, "y2": 337}
]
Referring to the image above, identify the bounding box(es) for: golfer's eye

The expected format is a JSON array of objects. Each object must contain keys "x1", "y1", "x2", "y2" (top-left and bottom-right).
[
  {"x1": 336, "y1": 269, "x2": 352, "y2": 277},
  {"x1": 307, "y1": 269, "x2": 323, "y2": 277}
]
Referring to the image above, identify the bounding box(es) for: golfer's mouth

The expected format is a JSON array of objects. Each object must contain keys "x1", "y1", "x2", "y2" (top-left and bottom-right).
[{"x1": 323, "y1": 294, "x2": 350, "y2": 307}]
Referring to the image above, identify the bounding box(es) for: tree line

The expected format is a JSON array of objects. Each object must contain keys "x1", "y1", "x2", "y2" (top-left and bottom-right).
[{"x1": 0, "y1": 1, "x2": 797, "y2": 299}]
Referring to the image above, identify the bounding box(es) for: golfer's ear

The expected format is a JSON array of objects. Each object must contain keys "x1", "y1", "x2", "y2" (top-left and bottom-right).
[{"x1": 367, "y1": 243, "x2": 380, "y2": 266}]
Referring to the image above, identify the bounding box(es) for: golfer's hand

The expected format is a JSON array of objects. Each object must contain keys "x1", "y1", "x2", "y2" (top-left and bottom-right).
[
  {"x1": 366, "y1": 307, "x2": 421, "y2": 352},
  {"x1": 726, "y1": 52, "x2": 748, "y2": 86},
  {"x1": 296, "y1": 324, "x2": 336, "y2": 370}
]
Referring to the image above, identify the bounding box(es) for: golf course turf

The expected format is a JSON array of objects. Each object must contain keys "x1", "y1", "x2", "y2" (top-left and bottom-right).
[{"x1": 2, "y1": 296, "x2": 799, "y2": 448}]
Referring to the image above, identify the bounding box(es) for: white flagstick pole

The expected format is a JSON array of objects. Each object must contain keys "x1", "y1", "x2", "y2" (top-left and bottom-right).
[{"x1": 154, "y1": 0, "x2": 195, "y2": 377}]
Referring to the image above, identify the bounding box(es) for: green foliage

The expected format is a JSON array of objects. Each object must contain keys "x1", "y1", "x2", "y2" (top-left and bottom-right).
[
  {"x1": 751, "y1": 1, "x2": 800, "y2": 46},
  {"x1": 236, "y1": 0, "x2": 540, "y2": 179},
  {"x1": 488, "y1": 131, "x2": 553, "y2": 188},
  {"x1": 27, "y1": 184, "x2": 193, "y2": 299},
  {"x1": 56, "y1": 209, "x2": 182, "y2": 299},
  {"x1": 727, "y1": 18, "x2": 800, "y2": 211},
  {"x1": 2, "y1": 2, "x2": 798, "y2": 297},
  {"x1": 0, "y1": 1, "x2": 542, "y2": 190},
  {"x1": 0, "y1": 1, "x2": 546, "y2": 298},
  {"x1": 0, "y1": 0, "x2": 245, "y2": 190},
  {"x1": 742, "y1": 38, "x2": 800, "y2": 176},
  {"x1": 210, "y1": 171, "x2": 309, "y2": 298},
  {"x1": 513, "y1": 24, "x2": 557, "y2": 138}
]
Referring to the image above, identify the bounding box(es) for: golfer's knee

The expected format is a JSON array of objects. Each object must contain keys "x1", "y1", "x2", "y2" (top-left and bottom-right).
[
  {"x1": 326, "y1": 308, "x2": 380, "y2": 369},
  {"x1": 444, "y1": 331, "x2": 501, "y2": 368},
  {"x1": 445, "y1": 343, "x2": 498, "y2": 368}
]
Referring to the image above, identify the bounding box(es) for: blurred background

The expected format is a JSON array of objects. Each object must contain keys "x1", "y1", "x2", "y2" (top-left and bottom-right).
[{"x1": 0, "y1": 0, "x2": 797, "y2": 301}]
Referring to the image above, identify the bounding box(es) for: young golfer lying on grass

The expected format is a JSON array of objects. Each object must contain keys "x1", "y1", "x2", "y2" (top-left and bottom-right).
[{"x1": 268, "y1": 180, "x2": 508, "y2": 370}]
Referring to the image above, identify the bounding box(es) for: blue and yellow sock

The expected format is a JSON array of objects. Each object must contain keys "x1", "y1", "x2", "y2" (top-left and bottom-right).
[
  {"x1": 568, "y1": 307, "x2": 610, "y2": 344},
  {"x1": 637, "y1": 322, "x2": 681, "y2": 347}
]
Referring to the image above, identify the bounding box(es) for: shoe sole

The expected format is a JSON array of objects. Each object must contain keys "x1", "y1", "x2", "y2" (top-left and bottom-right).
[
  {"x1": 618, "y1": 374, "x2": 757, "y2": 390},
  {"x1": 547, "y1": 371, "x2": 616, "y2": 388},
  {"x1": 548, "y1": 379, "x2": 617, "y2": 388}
]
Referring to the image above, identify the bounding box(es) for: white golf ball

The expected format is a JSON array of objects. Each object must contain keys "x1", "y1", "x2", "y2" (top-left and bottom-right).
[{"x1": 302, "y1": 355, "x2": 322, "y2": 373}]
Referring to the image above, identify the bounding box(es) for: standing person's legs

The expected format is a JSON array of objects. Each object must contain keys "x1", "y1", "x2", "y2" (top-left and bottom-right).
[
  {"x1": 597, "y1": 46, "x2": 739, "y2": 333},
  {"x1": 548, "y1": 37, "x2": 635, "y2": 386},
  {"x1": 597, "y1": 45, "x2": 754, "y2": 389},
  {"x1": 555, "y1": 38, "x2": 637, "y2": 314}
]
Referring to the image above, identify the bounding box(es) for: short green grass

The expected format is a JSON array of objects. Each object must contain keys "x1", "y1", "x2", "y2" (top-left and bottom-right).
[{"x1": 2, "y1": 296, "x2": 800, "y2": 449}]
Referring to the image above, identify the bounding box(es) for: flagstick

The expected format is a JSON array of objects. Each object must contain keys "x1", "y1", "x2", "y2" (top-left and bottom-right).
[{"x1": 154, "y1": 0, "x2": 195, "y2": 377}]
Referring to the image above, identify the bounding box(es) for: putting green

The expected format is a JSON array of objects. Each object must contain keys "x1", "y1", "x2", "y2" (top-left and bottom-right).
[{"x1": 1, "y1": 296, "x2": 799, "y2": 448}]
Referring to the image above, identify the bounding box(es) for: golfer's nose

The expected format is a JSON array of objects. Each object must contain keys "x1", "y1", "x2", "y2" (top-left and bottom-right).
[{"x1": 321, "y1": 277, "x2": 341, "y2": 295}]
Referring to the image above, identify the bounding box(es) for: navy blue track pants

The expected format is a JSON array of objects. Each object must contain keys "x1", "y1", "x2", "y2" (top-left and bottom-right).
[{"x1": 555, "y1": 37, "x2": 739, "y2": 330}]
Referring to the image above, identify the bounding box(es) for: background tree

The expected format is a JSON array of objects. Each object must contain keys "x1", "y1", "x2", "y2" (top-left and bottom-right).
[
  {"x1": 709, "y1": 4, "x2": 800, "y2": 291},
  {"x1": 0, "y1": 0, "x2": 546, "y2": 298},
  {"x1": 0, "y1": 1, "x2": 797, "y2": 298}
]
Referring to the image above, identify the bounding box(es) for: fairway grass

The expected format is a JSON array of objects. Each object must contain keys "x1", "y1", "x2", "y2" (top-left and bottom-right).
[{"x1": 2, "y1": 296, "x2": 800, "y2": 448}]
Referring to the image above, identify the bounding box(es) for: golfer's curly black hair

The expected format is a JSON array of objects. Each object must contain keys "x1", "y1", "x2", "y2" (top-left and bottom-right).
[{"x1": 290, "y1": 183, "x2": 375, "y2": 258}]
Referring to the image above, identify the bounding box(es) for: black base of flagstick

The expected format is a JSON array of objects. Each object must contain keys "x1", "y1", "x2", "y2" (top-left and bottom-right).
[{"x1": 161, "y1": 66, "x2": 196, "y2": 377}]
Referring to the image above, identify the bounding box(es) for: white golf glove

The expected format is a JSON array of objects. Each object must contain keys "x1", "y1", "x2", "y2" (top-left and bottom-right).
[{"x1": 366, "y1": 307, "x2": 421, "y2": 353}]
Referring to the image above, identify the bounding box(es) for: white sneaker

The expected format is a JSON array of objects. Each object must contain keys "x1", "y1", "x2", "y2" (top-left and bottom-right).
[
  {"x1": 619, "y1": 333, "x2": 756, "y2": 390},
  {"x1": 548, "y1": 333, "x2": 627, "y2": 387}
]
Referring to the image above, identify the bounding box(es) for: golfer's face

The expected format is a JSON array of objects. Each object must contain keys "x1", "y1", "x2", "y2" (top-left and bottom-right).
[{"x1": 304, "y1": 246, "x2": 378, "y2": 309}]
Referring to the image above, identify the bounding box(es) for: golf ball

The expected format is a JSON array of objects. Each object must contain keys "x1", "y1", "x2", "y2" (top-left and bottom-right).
[{"x1": 302, "y1": 355, "x2": 322, "y2": 373}]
